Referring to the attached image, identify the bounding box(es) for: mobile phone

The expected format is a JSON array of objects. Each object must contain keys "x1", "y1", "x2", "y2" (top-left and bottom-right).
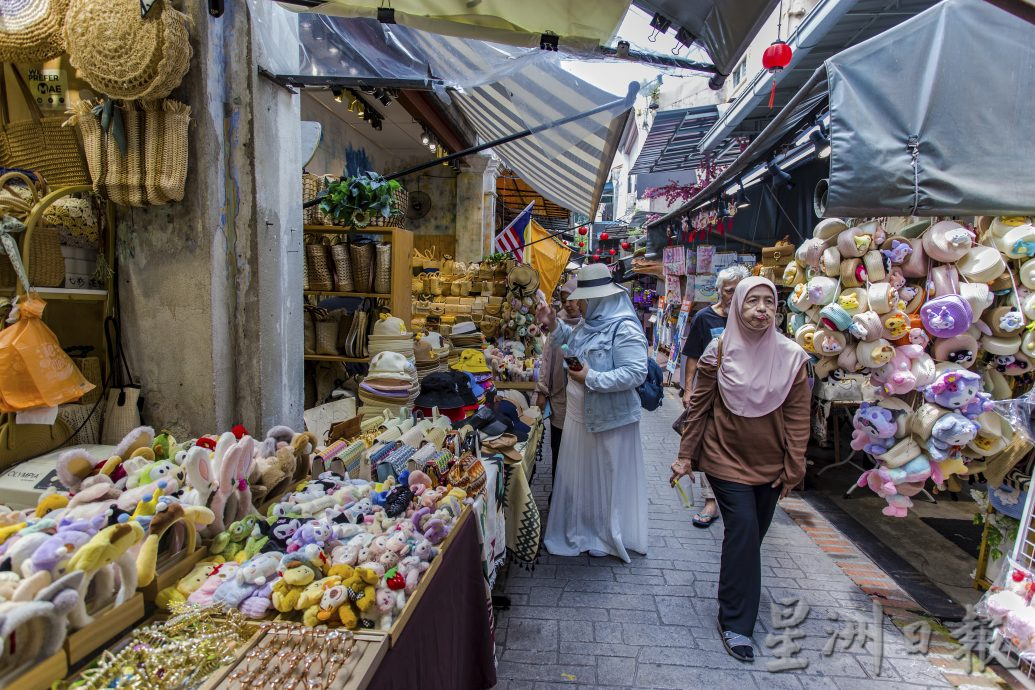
[{"x1": 564, "y1": 356, "x2": 583, "y2": 371}]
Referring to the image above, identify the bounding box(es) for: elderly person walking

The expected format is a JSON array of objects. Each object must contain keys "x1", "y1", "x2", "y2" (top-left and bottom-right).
[
  {"x1": 670, "y1": 277, "x2": 810, "y2": 662},
  {"x1": 679, "y1": 264, "x2": 750, "y2": 528},
  {"x1": 535, "y1": 277, "x2": 583, "y2": 504},
  {"x1": 536, "y1": 264, "x2": 649, "y2": 562}
]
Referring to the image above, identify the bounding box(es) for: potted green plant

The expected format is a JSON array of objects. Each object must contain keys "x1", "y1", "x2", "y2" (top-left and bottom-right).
[{"x1": 319, "y1": 172, "x2": 406, "y2": 227}]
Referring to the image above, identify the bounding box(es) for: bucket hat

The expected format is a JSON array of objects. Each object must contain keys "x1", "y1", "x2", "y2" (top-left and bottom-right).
[
  {"x1": 837, "y1": 288, "x2": 868, "y2": 316},
  {"x1": 989, "y1": 216, "x2": 1031, "y2": 239},
  {"x1": 813, "y1": 218, "x2": 847, "y2": 241},
  {"x1": 368, "y1": 351, "x2": 415, "y2": 382},
  {"x1": 446, "y1": 370, "x2": 479, "y2": 406},
  {"x1": 856, "y1": 339, "x2": 894, "y2": 368},
  {"x1": 506, "y1": 264, "x2": 540, "y2": 298},
  {"x1": 371, "y1": 314, "x2": 411, "y2": 337},
  {"x1": 923, "y1": 221, "x2": 973, "y2": 263},
  {"x1": 898, "y1": 219, "x2": 932, "y2": 239},
  {"x1": 451, "y1": 349, "x2": 491, "y2": 374},
  {"x1": 415, "y1": 372, "x2": 465, "y2": 409},
  {"x1": 566, "y1": 263, "x2": 625, "y2": 300},
  {"x1": 836, "y1": 228, "x2": 872, "y2": 258},
  {"x1": 957, "y1": 245, "x2": 1006, "y2": 283}
]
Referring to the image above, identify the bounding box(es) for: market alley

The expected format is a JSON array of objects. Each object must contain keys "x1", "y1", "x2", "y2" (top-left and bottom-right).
[{"x1": 491, "y1": 390, "x2": 981, "y2": 690}]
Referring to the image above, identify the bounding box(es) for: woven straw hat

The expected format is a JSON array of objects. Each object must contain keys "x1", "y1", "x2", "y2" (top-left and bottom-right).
[
  {"x1": 64, "y1": 0, "x2": 192, "y2": 100},
  {"x1": 0, "y1": 0, "x2": 68, "y2": 63}
]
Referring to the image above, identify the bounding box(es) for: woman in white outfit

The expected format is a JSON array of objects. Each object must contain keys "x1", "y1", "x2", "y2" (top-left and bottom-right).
[{"x1": 536, "y1": 263, "x2": 649, "y2": 562}]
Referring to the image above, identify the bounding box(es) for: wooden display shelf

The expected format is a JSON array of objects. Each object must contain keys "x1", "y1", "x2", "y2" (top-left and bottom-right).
[
  {"x1": 305, "y1": 290, "x2": 388, "y2": 298},
  {"x1": 65, "y1": 593, "x2": 145, "y2": 664},
  {"x1": 304, "y1": 354, "x2": 369, "y2": 363},
  {"x1": 6, "y1": 649, "x2": 66, "y2": 690},
  {"x1": 304, "y1": 225, "x2": 396, "y2": 235},
  {"x1": 139, "y1": 545, "x2": 211, "y2": 601}
]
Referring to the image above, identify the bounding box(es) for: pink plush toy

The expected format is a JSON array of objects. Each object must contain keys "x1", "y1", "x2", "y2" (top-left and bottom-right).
[
  {"x1": 850, "y1": 403, "x2": 898, "y2": 455},
  {"x1": 397, "y1": 555, "x2": 430, "y2": 594},
  {"x1": 856, "y1": 469, "x2": 925, "y2": 517},
  {"x1": 1006, "y1": 607, "x2": 1035, "y2": 651},
  {"x1": 188, "y1": 562, "x2": 240, "y2": 606}
]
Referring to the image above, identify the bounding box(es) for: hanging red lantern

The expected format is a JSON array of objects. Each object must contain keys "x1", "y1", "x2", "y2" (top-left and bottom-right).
[
  {"x1": 621, "y1": 241, "x2": 631, "y2": 250},
  {"x1": 577, "y1": 240, "x2": 585, "y2": 247},
  {"x1": 761, "y1": 40, "x2": 792, "y2": 109},
  {"x1": 578, "y1": 227, "x2": 588, "y2": 235},
  {"x1": 608, "y1": 249, "x2": 616, "y2": 256},
  {"x1": 593, "y1": 254, "x2": 600, "y2": 262},
  {"x1": 600, "y1": 232, "x2": 609, "y2": 241}
]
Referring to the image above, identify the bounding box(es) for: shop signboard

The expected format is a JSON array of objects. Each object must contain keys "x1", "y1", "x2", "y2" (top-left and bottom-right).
[
  {"x1": 667, "y1": 299, "x2": 693, "y2": 375},
  {"x1": 663, "y1": 246, "x2": 686, "y2": 275}
]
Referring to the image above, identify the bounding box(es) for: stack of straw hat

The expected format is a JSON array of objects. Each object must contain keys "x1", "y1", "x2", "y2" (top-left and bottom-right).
[{"x1": 367, "y1": 314, "x2": 415, "y2": 361}]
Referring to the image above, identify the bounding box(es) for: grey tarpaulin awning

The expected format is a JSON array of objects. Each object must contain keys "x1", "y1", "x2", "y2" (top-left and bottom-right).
[
  {"x1": 633, "y1": 0, "x2": 780, "y2": 77},
  {"x1": 825, "y1": 0, "x2": 1035, "y2": 217}
]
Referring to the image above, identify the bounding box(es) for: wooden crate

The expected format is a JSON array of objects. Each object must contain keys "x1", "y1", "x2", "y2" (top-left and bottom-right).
[
  {"x1": 64, "y1": 593, "x2": 145, "y2": 664},
  {"x1": 139, "y1": 545, "x2": 211, "y2": 601},
  {"x1": 5, "y1": 650, "x2": 66, "y2": 690}
]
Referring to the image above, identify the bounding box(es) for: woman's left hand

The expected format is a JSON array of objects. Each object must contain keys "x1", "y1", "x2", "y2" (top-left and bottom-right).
[
  {"x1": 567, "y1": 365, "x2": 589, "y2": 384},
  {"x1": 771, "y1": 478, "x2": 793, "y2": 500}
]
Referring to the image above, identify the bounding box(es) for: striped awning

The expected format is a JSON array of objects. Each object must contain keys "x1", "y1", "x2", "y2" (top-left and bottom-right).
[{"x1": 407, "y1": 34, "x2": 640, "y2": 217}]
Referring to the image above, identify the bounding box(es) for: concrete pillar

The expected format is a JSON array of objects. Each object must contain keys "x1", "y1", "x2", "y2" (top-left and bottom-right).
[
  {"x1": 454, "y1": 154, "x2": 500, "y2": 263},
  {"x1": 116, "y1": 1, "x2": 303, "y2": 438}
]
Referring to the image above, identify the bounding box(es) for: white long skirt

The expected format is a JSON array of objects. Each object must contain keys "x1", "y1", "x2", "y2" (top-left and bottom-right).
[{"x1": 543, "y1": 379, "x2": 648, "y2": 563}]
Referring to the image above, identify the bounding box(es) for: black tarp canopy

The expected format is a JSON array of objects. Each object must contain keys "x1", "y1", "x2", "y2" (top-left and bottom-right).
[{"x1": 825, "y1": 0, "x2": 1035, "y2": 217}]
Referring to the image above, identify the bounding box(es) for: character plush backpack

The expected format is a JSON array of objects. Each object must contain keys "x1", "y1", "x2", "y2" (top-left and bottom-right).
[{"x1": 638, "y1": 358, "x2": 665, "y2": 411}]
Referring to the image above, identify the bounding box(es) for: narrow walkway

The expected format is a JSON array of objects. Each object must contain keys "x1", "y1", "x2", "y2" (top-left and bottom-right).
[{"x1": 491, "y1": 390, "x2": 976, "y2": 690}]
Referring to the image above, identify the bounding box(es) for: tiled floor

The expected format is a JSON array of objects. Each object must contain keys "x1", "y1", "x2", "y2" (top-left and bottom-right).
[{"x1": 490, "y1": 390, "x2": 976, "y2": 690}]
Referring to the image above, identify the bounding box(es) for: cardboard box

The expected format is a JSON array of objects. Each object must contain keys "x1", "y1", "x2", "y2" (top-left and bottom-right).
[{"x1": 0, "y1": 445, "x2": 114, "y2": 509}]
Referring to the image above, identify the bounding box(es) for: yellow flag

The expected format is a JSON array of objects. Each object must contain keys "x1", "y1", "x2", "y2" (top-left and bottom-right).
[{"x1": 528, "y1": 220, "x2": 570, "y2": 297}]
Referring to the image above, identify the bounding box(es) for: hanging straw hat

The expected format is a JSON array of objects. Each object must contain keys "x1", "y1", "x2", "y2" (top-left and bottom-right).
[
  {"x1": 64, "y1": 0, "x2": 192, "y2": 100},
  {"x1": 506, "y1": 263, "x2": 540, "y2": 298},
  {"x1": 0, "y1": 0, "x2": 68, "y2": 63}
]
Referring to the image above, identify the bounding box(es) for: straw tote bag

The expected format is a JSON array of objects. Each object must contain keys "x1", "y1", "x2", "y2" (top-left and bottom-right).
[
  {"x1": 0, "y1": 67, "x2": 89, "y2": 188},
  {"x1": 0, "y1": 171, "x2": 64, "y2": 289},
  {"x1": 0, "y1": 0, "x2": 68, "y2": 64},
  {"x1": 71, "y1": 98, "x2": 191, "y2": 206},
  {"x1": 63, "y1": 0, "x2": 192, "y2": 101},
  {"x1": 373, "y1": 243, "x2": 391, "y2": 294}
]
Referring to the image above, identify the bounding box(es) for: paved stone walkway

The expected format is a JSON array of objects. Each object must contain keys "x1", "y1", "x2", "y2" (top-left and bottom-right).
[{"x1": 491, "y1": 390, "x2": 967, "y2": 690}]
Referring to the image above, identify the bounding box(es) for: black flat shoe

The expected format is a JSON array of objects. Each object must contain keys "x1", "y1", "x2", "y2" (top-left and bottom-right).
[{"x1": 716, "y1": 620, "x2": 754, "y2": 662}]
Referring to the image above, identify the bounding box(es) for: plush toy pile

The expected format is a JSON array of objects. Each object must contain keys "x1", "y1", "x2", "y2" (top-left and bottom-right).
[
  {"x1": 0, "y1": 423, "x2": 315, "y2": 678},
  {"x1": 980, "y1": 566, "x2": 1035, "y2": 653},
  {"x1": 161, "y1": 469, "x2": 467, "y2": 630},
  {"x1": 783, "y1": 216, "x2": 1035, "y2": 515}
]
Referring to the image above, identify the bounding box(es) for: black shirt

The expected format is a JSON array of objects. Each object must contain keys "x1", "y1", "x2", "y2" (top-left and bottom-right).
[{"x1": 680, "y1": 305, "x2": 728, "y2": 360}]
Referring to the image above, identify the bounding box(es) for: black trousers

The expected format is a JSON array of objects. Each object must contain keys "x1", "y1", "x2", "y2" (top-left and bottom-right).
[
  {"x1": 707, "y1": 474, "x2": 781, "y2": 637},
  {"x1": 550, "y1": 424, "x2": 563, "y2": 481}
]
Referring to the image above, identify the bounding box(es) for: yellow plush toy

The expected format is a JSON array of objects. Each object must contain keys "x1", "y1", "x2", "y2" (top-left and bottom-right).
[
  {"x1": 270, "y1": 546, "x2": 326, "y2": 613},
  {"x1": 155, "y1": 557, "x2": 226, "y2": 611}
]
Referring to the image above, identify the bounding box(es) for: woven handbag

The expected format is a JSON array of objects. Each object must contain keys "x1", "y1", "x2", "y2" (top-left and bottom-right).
[
  {"x1": 0, "y1": 0, "x2": 68, "y2": 64},
  {"x1": 302, "y1": 172, "x2": 321, "y2": 226},
  {"x1": 0, "y1": 67, "x2": 89, "y2": 188},
  {"x1": 0, "y1": 413, "x2": 70, "y2": 470},
  {"x1": 69, "y1": 353, "x2": 102, "y2": 405},
  {"x1": 100, "y1": 316, "x2": 141, "y2": 445},
  {"x1": 315, "y1": 314, "x2": 340, "y2": 356},
  {"x1": 350, "y1": 240, "x2": 374, "y2": 293},
  {"x1": 59, "y1": 402, "x2": 101, "y2": 446},
  {"x1": 373, "y1": 243, "x2": 391, "y2": 294},
  {"x1": 306, "y1": 243, "x2": 333, "y2": 292},
  {"x1": 27, "y1": 224, "x2": 64, "y2": 287},
  {"x1": 64, "y1": 0, "x2": 191, "y2": 101},
  {"x1": 330, "y1": 242, "x2": 354, "y2": 293},
  {"x1": 140, "y1": 99, "x2": 190, "y2": 204}
]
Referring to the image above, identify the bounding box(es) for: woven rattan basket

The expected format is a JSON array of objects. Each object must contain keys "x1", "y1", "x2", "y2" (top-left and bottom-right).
[
  {"x1": 373, "y1": 243, "x2": 391, "y2": 294},
  {"x1": 306, "y1": 243, "x2": 333, "y2": 292},
  {"x1": 64, "y1": 0, "x2": 192, "y2": 100},
  {"x1": 330, "y1": 243, "x2": 354, "y2": 293},
  {"x1": 367, "y1": 188, "x2": 408, "y2": 228},
  {"x1": 0, "y1": 0, "x2": 69, "y2": 64}
]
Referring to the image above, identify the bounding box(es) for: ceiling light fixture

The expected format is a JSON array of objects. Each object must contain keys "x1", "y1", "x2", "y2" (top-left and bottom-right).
[
  {"x1": 420, "y1": 128, "x2": 431, "y2": 146},
  {"x1": 332, "y1": 88, "x2": 344, "y2": 103},
  {"x1": 766, "y1": 159, "x2": 795, "y2": 190}
]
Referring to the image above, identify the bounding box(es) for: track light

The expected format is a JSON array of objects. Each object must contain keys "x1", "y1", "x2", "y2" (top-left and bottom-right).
[
  {"x1": 428, "y1": 141, "x2": 436, "y2": 151},
  {"x1": 767, "y1": 159, "x2": 795, "y2": 189},
  {"x1": 355, "y1": 102, "x2": 365, "y2": 118},
  {"x1": 420, "y1": 128, "x2": 431, "y2": 146},
  {"x1": 809, "y1": 120, "x2": 831, "y2": 159},
  {"x1": 332, "y1": 88, "x2": 344, "y2": 103},
  {"x1": 734, "y1": 178, "x2": 750, "y2": 208},
  {"x1": 376, "y1": 89, "x2": 393, "y2": 106}
]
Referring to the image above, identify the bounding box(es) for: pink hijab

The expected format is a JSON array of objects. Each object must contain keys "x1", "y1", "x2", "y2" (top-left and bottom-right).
[{"x1": 702, "y1": 276, "x2": 809, "y2": 418}]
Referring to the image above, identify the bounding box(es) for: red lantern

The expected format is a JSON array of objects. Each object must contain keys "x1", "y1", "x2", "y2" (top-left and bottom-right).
[
  {"x1": 621, "y1": 241, "x2": 631, "y2": 250},
  {"x1": 600, "y1": 232, "x2": 609, "y2": 241},
  {"x1": 578, "y1": 227, "x2": 588, "y2": 235},
  {"x1": 593, "y1": 254, "x2": 600, "y2": 262},
  {"x1": 609, "y1": 249, "x2": 616, "y2": 256},
  {"x1": 761, "y1": 40, "x2": 792, "y2": 108},
  {"x1": 577, "y1": 241, "x2": 585, "y2": 247}
]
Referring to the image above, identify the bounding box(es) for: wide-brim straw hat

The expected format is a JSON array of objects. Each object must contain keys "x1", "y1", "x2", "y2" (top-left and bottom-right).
[
  {"x1": 506, "y1": 263, "x2": 540, "y2": 298},
  {"x1": 566, "y1": 263, "x2": 625, "y2": 300},
  {"x1": 0, "y1": 0, "x2": 68, "y2": 64}
]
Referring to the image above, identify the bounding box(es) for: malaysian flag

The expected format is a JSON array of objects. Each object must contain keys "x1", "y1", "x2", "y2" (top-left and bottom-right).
[{"x1": 493, "y1": 202, "x2": 534, "y2": 262}]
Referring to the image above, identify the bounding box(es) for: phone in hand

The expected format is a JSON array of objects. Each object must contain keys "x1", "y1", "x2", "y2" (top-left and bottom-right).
[{"x1": 564, "y1": 356, "x2": 583, "y2": 371}]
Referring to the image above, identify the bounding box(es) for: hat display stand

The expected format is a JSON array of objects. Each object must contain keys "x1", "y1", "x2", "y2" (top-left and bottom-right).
[{"x1": 786, "y1": 215, "x2": 1035, "y2": 521}]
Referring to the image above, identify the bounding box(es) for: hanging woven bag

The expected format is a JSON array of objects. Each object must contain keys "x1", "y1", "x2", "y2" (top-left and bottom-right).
[
  {"x1": 0, "y1": 0, "x2": 68, "y2": 64},
  {"x1": 63, "y1": 0, "x2": 192, "y2": 100}
]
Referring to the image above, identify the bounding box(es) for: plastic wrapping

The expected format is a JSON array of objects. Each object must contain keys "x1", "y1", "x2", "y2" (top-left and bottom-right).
[{"x1": 994, "y1": 390, "x2": 1035, "y2": 447}]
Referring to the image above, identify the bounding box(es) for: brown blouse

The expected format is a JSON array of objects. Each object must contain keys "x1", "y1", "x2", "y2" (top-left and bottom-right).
[{"x1": 674, "y1": 357, "x2": 811, "y2": 487}]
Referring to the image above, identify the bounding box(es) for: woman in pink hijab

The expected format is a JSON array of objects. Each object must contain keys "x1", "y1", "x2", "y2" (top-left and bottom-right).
[{"x1": 670, "y1": 276, "x2": 811, "y2": 663}]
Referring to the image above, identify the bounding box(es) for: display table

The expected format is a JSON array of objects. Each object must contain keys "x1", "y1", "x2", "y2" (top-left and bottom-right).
[{"x1": 369, "y1": 510, "x2": 497, "y2": 689}]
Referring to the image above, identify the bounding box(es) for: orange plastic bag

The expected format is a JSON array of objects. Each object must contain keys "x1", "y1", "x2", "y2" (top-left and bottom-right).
[{"x1": 0, "y1": 296, "x2": 95, "y2": 412}]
